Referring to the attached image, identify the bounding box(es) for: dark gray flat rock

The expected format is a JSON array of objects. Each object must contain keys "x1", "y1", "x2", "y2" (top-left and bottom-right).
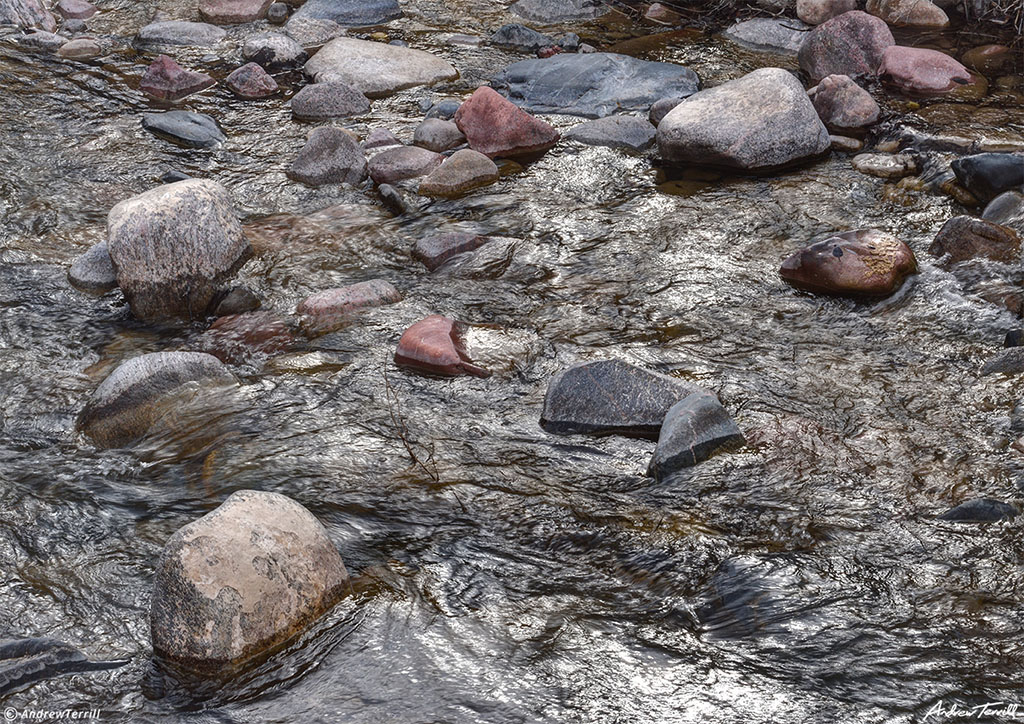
[
  {"x1": 413, "y1": 232, "x2": 489, "y2": 271},
  {"x1": 510, "y1": 0, "x2": 609, "y2": 23},
  {"x1": 938, "y1": 498, "x2": 1018, "y2": 522},
  {"x1": 981, "y1": 347, "x2": 1024, "y2": 376},
  {"x1": 291, "y1": 80, "x2": 370, "y2": 120},
  {"x1": 142, "y1": 111, "x2": 226, "y2": 149},
  {"x1": 540, "y1": 359, "x2": 697, "y2": 439},
  {"x1": 648, "y1": 391, "x2": 744, "y2": 478},
  {"x1": 951, "y1": 153, "x2": 1024, "y2": 203},
  {"x1": 564, "y1": 115, "x2": 656, "y2": 151},
  {"x1": 135, "y1": 20, "x2": 227, "y2": 47},
  {"x1": 489, "y1": 23, "x2": 555, "y2": 51},
  {"x1": 0, "y1": 638, "x2": 125, "y2": 696},
  {"x1": 492, "y1": 52, "x2": 700, "y2": 119}
]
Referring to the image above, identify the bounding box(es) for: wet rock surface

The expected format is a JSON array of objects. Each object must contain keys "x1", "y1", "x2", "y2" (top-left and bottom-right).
[
  {"x1": 413, "y1": 232, "x2": 490, "y2": 271},
  {"x1": 142, "y1": 110, "x2": 226, "y2": 148},
  {"x1": 808, "y1": 74, "x2": 880, "y2": 131},
  {"x1": 368, "y1": 145, "x2": 443, "y2": 185},
  {"x1": 242, "y1": 32, "x2": 307, "y2": 69},
  {"x1": 937, "y1": 498, "x2": 1018, "y2": 522},
  {"x1": 418, "y1": 149, "x2": 500, "y2": 197},
  {"x1": 780, "y1": 229, "x2": 918, "y2": 297},
  {"x1": 798, "y1": 11, "x2": 895, "y2": 83},
  {"x1": 291, "y1": 0, "x2": 401, "y2": 27},
  {"x1": 928, "y1": 215, "x2": 1020, "y2": 266},
  {"x1": 394, "y1": 315, "x2": 491, "y2": 377},
  {"x1": 287, "y1": 126, "x2": 368, "y2": 187},
  {"x1": 290, "y1": 80, "x2": 370, "y2": 120},
  {"x1": 150, "y1": 490, "x2": 349, "y2": 673},
  {"x1": 139, "y1": 55, "x2": 215, "y2": 102},
  {"x1": 564, "y1": 116, "x2": 656, "y2": 151},
  {"x1": 879, "y1": 46, "x2": 972, "y2": 95},
  {"x1": 135, "y1": 20, "x2": 227, "y2": 48},
  {"x1": 509, "y1": 0, "x2": 608, "y2": 23},
  {"x1": 454, "y1": 86, "x2": 560, "y2": 159},
  {"x1": 199, "y1": 0, "x2": 273, "y2": 24},
  {"x1": 952, "y1": 153, "x2": 1024, "y2": 202},
  {"x1": 226, "y1": 62, "x2": 279, "y2": 98},
  {"x1": 648, "y1": 391, "x2": 744, "y2": 478},
  {"x1": 68, "y1": 241, "x2": 116, "y2": 295},
  {"x1": 722, "y1": 18, "x2": 810, "y2": 55},
  {"x1": 0, "y1": 0, "x2": 55, "y2": 31},
  {"x1": 296, "y1": 279, "x2": 402, "y2": 334},
  {"x1": 0, "y1": 639, "x2": 124, "y2": 697}
]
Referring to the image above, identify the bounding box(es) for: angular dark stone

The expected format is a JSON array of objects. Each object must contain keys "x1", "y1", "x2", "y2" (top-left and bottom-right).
[
  {"x1": 139, "y1": 55, "x2": 216, "y2": 101},
  {"x1": 648, "y1": 391, "x2": 744, "y2": 478},
  {"x1": 142, "y1": 111, "x2": 226, "y2": 149},
  {"x1": 413, "y1": 232, "x2": 489, "y2": 271},
  {"x1": 0, "y1": 638, "x2": 125, "y2": 697},
  {"x1": 928, "y1": 215, "x2": 1020, "y2": 267},
  {"x1": 267, "y1": 1, "x2": 288, "y2": 23},
  {"x1": 489, "y1": 23, "x2": 555, "y2": 52},
  {"x1": 68, "y1": 241, "x2": 117, "y2": 295},
  {"x1": 378, "y1": 183, "x2": 407, "y2": 215},
  {"x1": 981, "y1": 347, "x2": 1024, "y2": 376},
  {"x1": 540, "y1": 359, "x2": 696, "y2": 439},
  {"x1": 291, "y1": 0, "x2": 401, "y2": 26},
  {"x1": 492, "y1": 52, "x2": 700, "y2": 119},
  {"x1": 291, "y1": 80, "x2": 370, "y2": 120},
  {"x1": 565, "y1": 115, "x2": 656, "y2": 151},
  {"x1": 951, "y1": 153, "x2": 1024, "y2": 203},
  {"x1": 937, "y1": 498, "x2": 1017, "y2": 522},
  {"x1": 425, "y1": 98, "x2": 461, "y2": 120},
  {"x1": 287, "y1": 126, "x2": 368, "y2": 187}
]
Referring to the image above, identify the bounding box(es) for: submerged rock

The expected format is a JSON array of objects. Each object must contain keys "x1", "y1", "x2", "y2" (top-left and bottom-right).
[
  {"x1": 961, "y1": 44, "x2": 1010, "y2": 75},
  {"x1": 565, "y1": 115, "x2": 656, "y2": 151},
  {"x1": 0, "y1": 638, "x2": 124, "y2": 697},
  {"x1": 287, "y1": 126, "x2": 368, "y2": 187},
  {"x1": 951, "y1": 153, "x2": 1024, "y2": 203},
  {"x1": 937, "y1": 498, "x2": 1017, "y2": 522},
  {"x1": 418, "y1": 149, "x2": 500, "y2": 197},
  {"x1": 291, "y1": 0, "x2": 401, "y2": 26},
  {"x1": 213, "y1": 286, "x2": 261, "y2": 317},
  {"x1": 779, "y1": 229, "x2": 917, "y2": 297},
  {"x1": 304, "y1": 37, "x2": 458, "y2": 98},
  {"x1": 290, "y1": 80, "x2": 370, "y2": 120},
  {"x1": 68, "y1": 241, "x2": 117, "y2": 295},
  {"x1": 78, "y1": 351, "x2": 235, "y2": 448},
  {"x1": 140, "y1": 55, "x2": 215, "y2": 101},
  {"x1": 983, "y1": 191, "x2": 1024, "y2": 232},
  {"x1": 851, "y1": 152, "x2": 917, "y2": 179},
  {"x1": 808, "y1": 74, "x2": 879, "y2": 132},
  {"x1": 394, "y1": 315, "x2": 491, "y2": 377},
  {"x1": 151, "y1": 490, "x2": 349, "y2": 674},
  {"x1": 226, "y1": 62, "x2": 278, "y2": 98},
  {"x1": 797, "y1": 11, "x2": 894, "y2": 83},
  {"x1": 657, "y1": 67, "x2": 829, "y2": 170},
  {"x1": 135, "y1": 20, "x2": 227, "y2": 48},
  {"x1": 142, "y1": 111, "x2": 226, "y2": 149},
  {"x1": 413, "y1": 232, "x2": 489, "y2": 271},
  {"x1": 509, "y1": 0, "x2": 608, "y2": 22},
  {"x1": 981, "y1": 347, "x2": 1024, "y2": 375},
  {"x1": 540, "y1": 359, "x2": 695, "y2": 439},
  {"x1": 368, "y1": 145, "x2": 442, "y2": 185},
  {"x1": 492, "y1": 53, "x2": 699, "y2": 119},
  {"x1": 928, "y1": 216, "x2": 1020, "y2": 266},
  {"x1": 202, "y1": 311, "x2": 296, "y2": 362},
  {"x1": 879, "y1": 46, "x2": 971, "y2": 95},
  {"x1": 199, "y1": 0, "x2": 273, "y2": 24},
  {"x1": 58, "y1": 37, "x2": 102, "y2": 59},
  {"x1": 242, "y1": 32, "x2": 307, "y2": 69},
  {"x1": 454, "y1": 86, "x2": 559, "y2": 159},
  {"x1": 413, "y1": 119, "x2": 465, "y2": 152},
  {"x1": 648, "y1": 391, "x2": 744, "y2": 478},
  {"x1": 866, "y1": 0, "x2": 948, "y2": 27},
  {"x1": 107, "y1": 179, "x2": 252, "y2": 321},
  {"x1": 0, "y1": 0, "x2": 56, "y2": 31},
  {"x1": 296, "y1": 279, "x2": 402, "y2": 335},
  {"x1": 267, "y1": 1, "x2": 287, "y2": 24},
  {"x1": 18, "y1": 30, "x2": 63, "y2": 52},
  {"x1": 722, "y1": 18, "x2": 810, "y2": 55}
]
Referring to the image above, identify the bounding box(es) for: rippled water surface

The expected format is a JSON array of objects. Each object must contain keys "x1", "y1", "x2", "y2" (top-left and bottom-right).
[{"x1": 3, "y1": 1, "x2": 1024, "y2": 722}]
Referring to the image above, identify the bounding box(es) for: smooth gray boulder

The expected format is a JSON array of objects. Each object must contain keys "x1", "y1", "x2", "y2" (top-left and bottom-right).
[
  {"x1": 510, "y1": 0, "x2": 609, "y2": 22},
  {"x1": 983, "y1": 191, "x2": 1024, "y2": 233},
  {"x1": 68, "y1": 241, "x2": 117, "y2": 295},
  {"x1": 491, "y1": 53, "x2": 699, "y2": 118},
  {"x1": 287, "y1": 126, "x2": 368, "y2": 187},
  {"x1": 78, "y1": 352, "x2": 235, "y2": 448},
  {"x1": 304, "y1": 37, "x2": 457, "y2": 97},
  {"x1": 242, "y1": 32, "x2": 307, "y2": 69},
  {"x1": 657, "y1": 67, "x2": 830, "y2": 170},
  {"x1": 648, "y1": 96, "x2": 685, "y2": 126},
  {"x1": 290, "y1": 80, "x2": 370, "y2": 120},
  {"x1": 142, "y1": 111, "x2": 226, "y2": 149},
  {"x1": 413, "y1": 118, "x2": 466, "y2": 152},
  {"x1": 151, "y1": 490, "x2": 349, "y2": 673},
  {"x1": 283, "y1": 15, "x2": 345, "y2": 48},
  {"x1": 565, "y1": 116, "x2": 656, "y2": 151},
  {"x1": 134, "y1": 20, "x2": 227, "y2": 47},
  {"x1": 722, "y1": 18, "x2": 811, "y2": 54},
  {"x1": 540, "y1": 359, "x2": 697, "y2": 439},
  {"x1": 291, "y1": 0, "x2": 401, "y2": 26},
  {"x1": 106, "y1": 180, "x2": 252, "y2": 322},
  {"x1": 0, "y1": 0, "x2": 56, "y2": 31},
  {"x1": 648, "y1": 391, "x2": 744, "y2": 478},
  {"x1": 418, "y1": 149, "x2": 500, "y2": 197}
]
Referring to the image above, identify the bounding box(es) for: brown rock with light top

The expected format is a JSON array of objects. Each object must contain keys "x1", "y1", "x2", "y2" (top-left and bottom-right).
[{"x1": 780, "y1": 229, "x2": 917, "y2": 297}]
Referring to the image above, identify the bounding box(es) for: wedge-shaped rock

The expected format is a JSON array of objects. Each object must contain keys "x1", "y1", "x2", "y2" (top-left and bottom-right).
[
  {"x1": 287, "y1": 126, "x2": 368, "y2": 187},
  {"x1": 648, "y1": 391, "x2": 744, "y2": 478},
  {"x1": 454, "y1": 86, "x2": 559, "y2": 159},
  {"x1": 418, "y1": 149, "x2": 499, "y2": 197},
  {"x1": 394, "y1": 315, "x2": 490, "y2": 377}
]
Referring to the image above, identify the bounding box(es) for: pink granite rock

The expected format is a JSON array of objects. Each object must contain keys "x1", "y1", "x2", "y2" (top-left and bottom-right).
[
  {"x1": 879, "y1": 46, "x2": 972, "y2": 95},
  {"x1": 797, "y1": 11, "x2": 895, "y2": 83},
  {"x1": 226, "y1": 62, "x2": 278, "y2": 98},
  {"x1": 140, "y1": 55, "x2": 216, "y2": 101},
  {"x1": 199, "y1": 0, "x2": 273, "y2": 24},
  {"x1": 454, "y1": 86, "x2": 559, "y2": 159},
  {"x1": 394, "y1": 315, "x2": 491, "y2": 377}
]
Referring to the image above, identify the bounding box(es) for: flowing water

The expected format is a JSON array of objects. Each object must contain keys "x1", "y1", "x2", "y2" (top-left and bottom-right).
[{"x1": 3, "y1": 1, "x2": 1024, "y2": 722}]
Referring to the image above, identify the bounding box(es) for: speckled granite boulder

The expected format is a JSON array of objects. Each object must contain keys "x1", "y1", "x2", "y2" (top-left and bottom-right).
[
  {"x1": 540, "y1": 359, "x2": 696, "y2": 439},
  {"x1": 242, "y1": 32, "x2": 307, "y2": 69},
  {"x1": 779, "y1": 229, "x2": 917, "y2": 297},
  {"x1": 226, "y1": 62, "x2": 278, "y2": 98},
  {"x1": 106, "y1": 179, "x2": 252, "y2": 322},
  {"x1": 77, "y1": 352, "x2": 235, "y2": 448},
  {"x1": 418, "y1": 149, "x2": 499, "y2": 197},
  {"x1": 797, "y1": 11, "x2": 894, "y2": 83},
  {"x1": 648, "y1": 391, "x2": 744, "y2": 478},
  {"x1": 150, "y1": 490, "x2": 349, "y2": 674},
  {"x1": 290, "y1": 80, "x2": 370, "y2": 120},
  {"x1": 287, "y1": 126, "x2": 368, "y2": 187},
  {"x1": 291, "y1": 0, "x2": 401, "y2": 26}
]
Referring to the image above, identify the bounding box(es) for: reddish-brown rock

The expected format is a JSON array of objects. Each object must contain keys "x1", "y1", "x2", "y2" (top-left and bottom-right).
[
  {"x1": 879, "y1": 46, "x2": 972, "y2": 96},
  {"x1": 55, "y1": 0, "x2": 96, "y2": 20},
  {"x1": 797, "y1": 11, "x2": 895, "y2": 84},
  {"x1": 928, "y1": 216, "x2": 1020, "y2": 267},
  {"x1": 394, "y1": 315, "x2": 491, "y2": 377},
  {"x1": 779, "y1": 229, "x2": 917, "y2": 298},
  {"x1": 296, "y1": 279, "x2": 402, "y2": 335},
  {"x1": 454, "y1": 86, "x2": 559, "y2": 159},
  {"x1": 202, "y1": 311, "x2": 296, "y2": 363},
  {"x1": 808, "y1": 74, "x2": 879, "y2": 132},
  {"x1": 226, "y1": 62, "x2": 278, "y2": 98},
  {"x1": 140, "y1": 55, "x2": 216, "y2": 101},
  {"x1": 199, "y1": 0, "x2": 273, "y2": 24},
  {"x1": 413, "y1": 232, "x2": 489, "y2": 271}
]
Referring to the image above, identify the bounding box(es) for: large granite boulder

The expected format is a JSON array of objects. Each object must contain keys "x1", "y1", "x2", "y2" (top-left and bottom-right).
[
  {"x1": 78, "y1": 352, "x2": 235, "y2": 448},
  {"x1": 107, "y1": 180, "x2": 252, "y2": 322},
  {"x1": 304, "y1": 37, "x2": 458, "y2": 98},
  {"x1": 540, "y1": 359, "x2": 696, "y2": 439},
  {"x1": 648, "y1": 391, "x2": 744, "y2": 478},
  {"x1": 454, "y1": 86, "x2": 559, "y2": 158},
  {"x1": 657, "y1": 67, "x2": 830, "y2": 170},
  {"x1": 866, "y1": 0, "x2": 948, "y2": 27},
  {"x1": 287, "y1": 126, "x2": 368, "y2": 187},
  {"x1": 151, "y1": 490, "x2": 349, "y2": 674},
  {"x1": 779, "y1": 229, "x2": 917, "y2": 297},
  {"x1": 0, "y1": 0, "x2": 55, "y2": 31},
  {"x1": 491, "y1": 53, "x2": 699, "y2": 118},
  {"x1": 797, "y1": 11, "x2": 894, "y2": 83},
  {"x1": 291, "y1": 0, "x2": 401, "y2": 26}
]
